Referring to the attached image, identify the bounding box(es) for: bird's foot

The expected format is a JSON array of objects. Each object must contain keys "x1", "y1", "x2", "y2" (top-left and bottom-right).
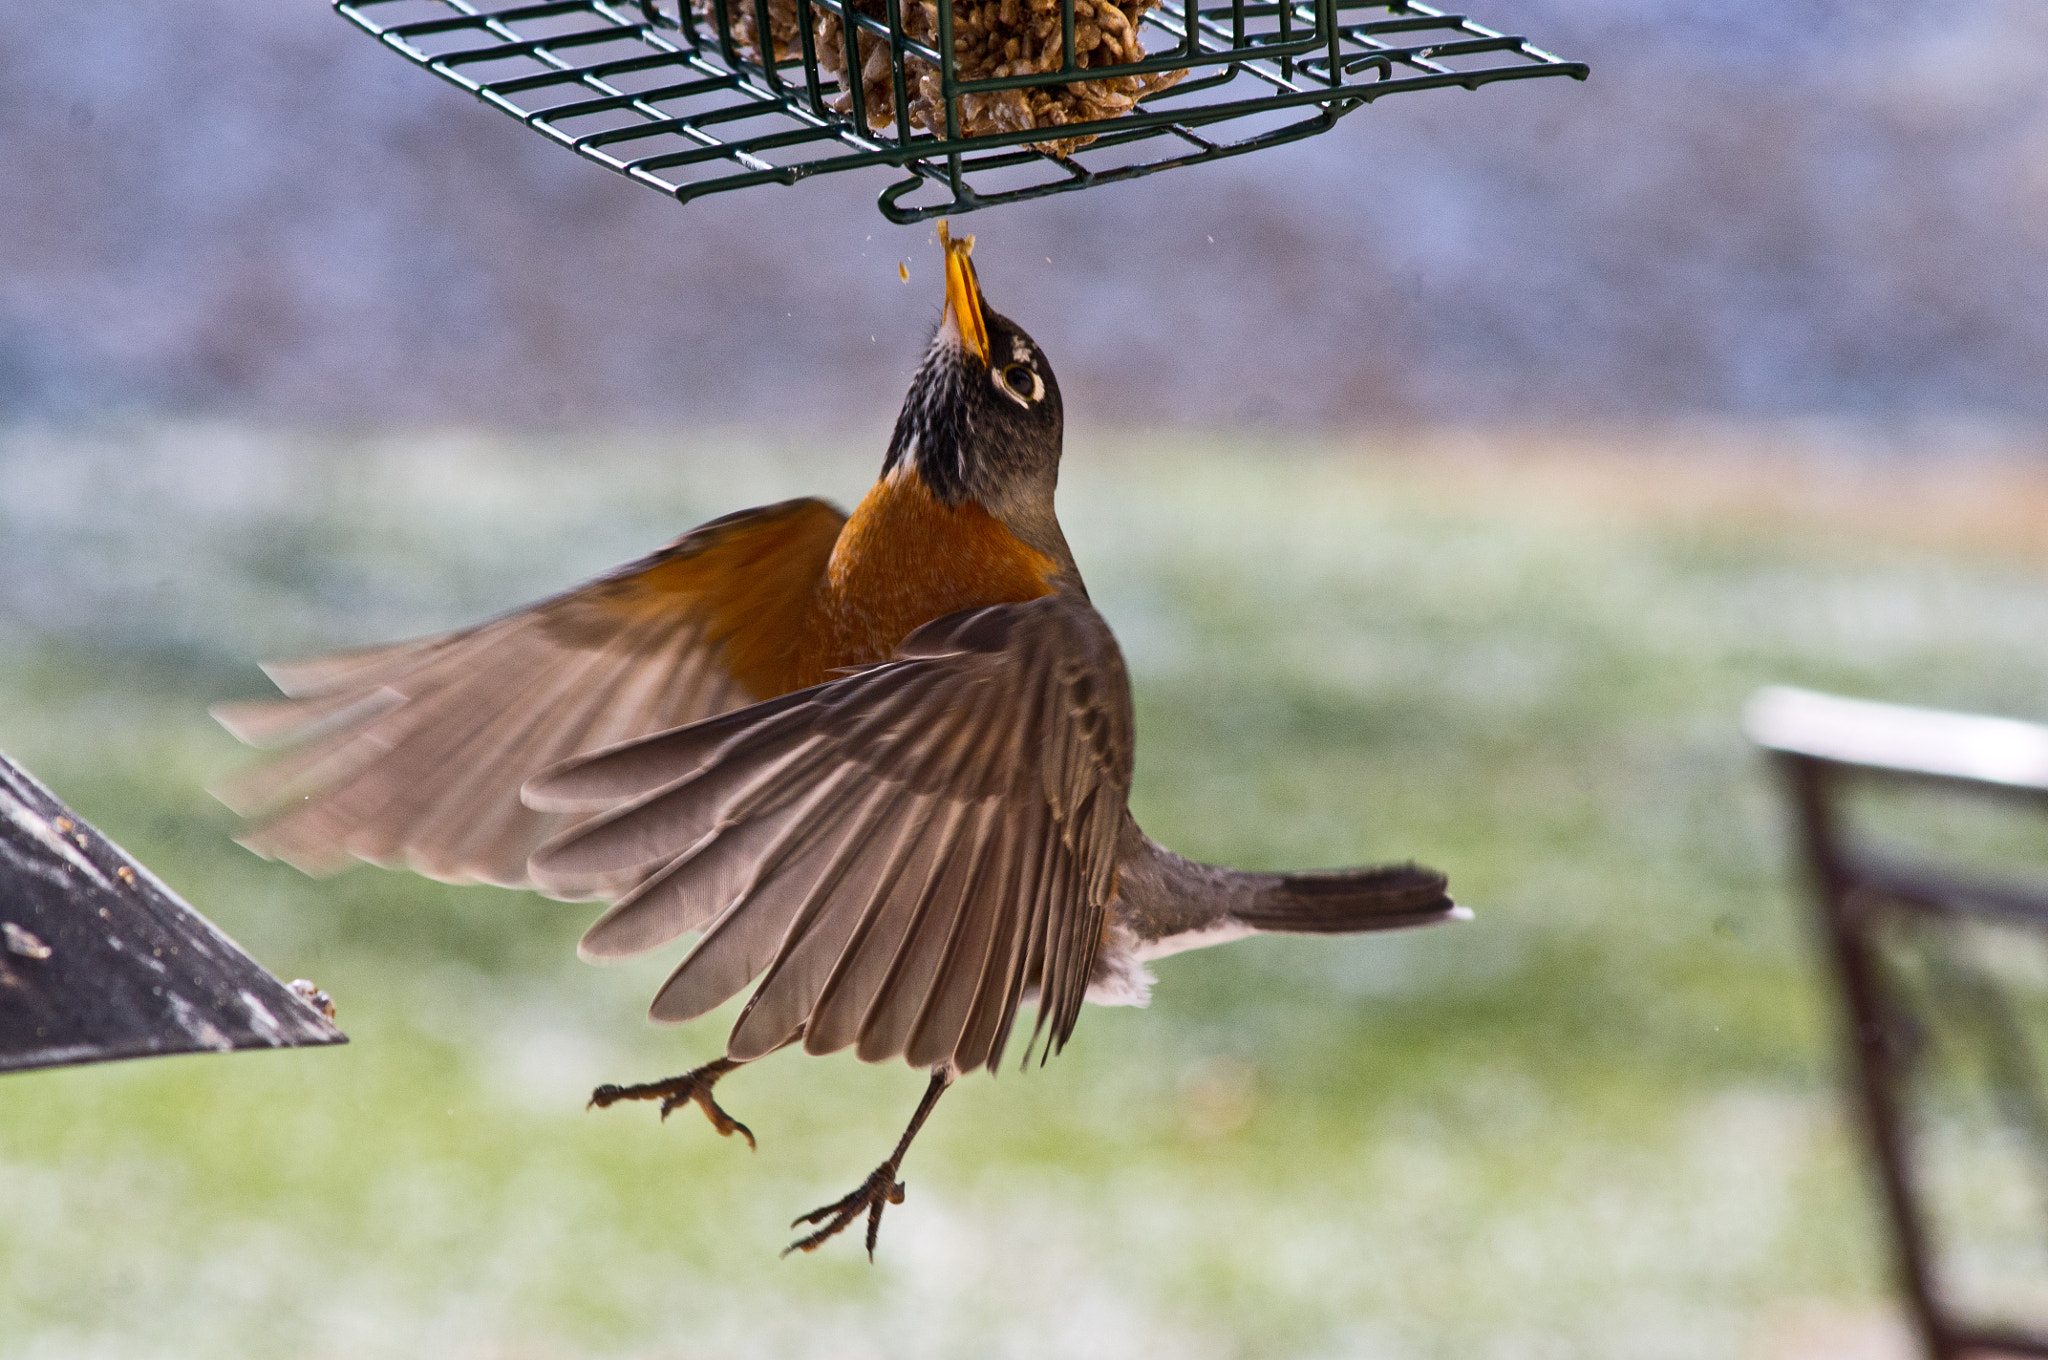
[
  {"x1": 783, "y1": 1161, "x2": 907, "y2": 1261},
  {"x1": 780, "y1": 1069, "x2": 951, "y2": 1262},
  {"x1": 588, "y1": 1057, "x2": 755, "y2": 1150}
]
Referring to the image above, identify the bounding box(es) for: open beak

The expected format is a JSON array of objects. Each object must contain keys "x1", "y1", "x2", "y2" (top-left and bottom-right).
[{"x1": 938, "y1": 219, "x2": 990, "y2": 366}]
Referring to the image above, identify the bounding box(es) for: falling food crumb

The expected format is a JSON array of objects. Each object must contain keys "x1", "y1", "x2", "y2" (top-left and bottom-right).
[
  {"x1": 116, "y1": 865, "x2": 136, "y2": 885},
  {"x1": 54, "y1": 817, "x2": 72, "y2": 833},
  {"x1": 898, "y1": 262, "x2": 909, "y2": 282}
]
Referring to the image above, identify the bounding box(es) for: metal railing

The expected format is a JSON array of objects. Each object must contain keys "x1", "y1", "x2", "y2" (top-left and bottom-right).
[{"x1": 1749, "y1": 687, "x2": 2048, "y2": 1360}]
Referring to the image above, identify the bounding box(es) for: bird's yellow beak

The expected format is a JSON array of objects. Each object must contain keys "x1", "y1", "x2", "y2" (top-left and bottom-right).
[{"x1": 938, "y1": 219, "x2": 990, "y2": 366}]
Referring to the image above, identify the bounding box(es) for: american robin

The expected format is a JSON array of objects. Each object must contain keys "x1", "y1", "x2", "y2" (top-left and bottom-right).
[{"x1": 214, "y1": 222, "x2": 1463, "y2": 1259}]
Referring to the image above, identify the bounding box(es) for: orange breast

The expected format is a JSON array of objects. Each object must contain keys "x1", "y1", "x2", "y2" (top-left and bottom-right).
[{"x1": 791, "y1": 471, "x2": 1057, "y2": 688}]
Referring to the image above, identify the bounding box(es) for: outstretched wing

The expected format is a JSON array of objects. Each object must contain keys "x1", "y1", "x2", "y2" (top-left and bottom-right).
[
  {"x1": 525, "y1": 591, "x2": 1135, "y2": 1076},
  {"x1": 212, "y1": 497, "x2": 846, "y2": 893}
]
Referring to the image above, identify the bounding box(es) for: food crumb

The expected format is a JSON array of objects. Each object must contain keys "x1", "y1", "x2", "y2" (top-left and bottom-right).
[
  {"x1": 290, "y1": 978, "x2": 339, "y2": 1021},
  {"x1": 3, "y1": 923, "x2": 52, "y2": 961}
]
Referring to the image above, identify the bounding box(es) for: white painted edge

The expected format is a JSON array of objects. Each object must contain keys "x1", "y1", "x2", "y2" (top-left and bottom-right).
[{"x1": 1744, "y1": 685, "x2": 2048, "y2": 791}]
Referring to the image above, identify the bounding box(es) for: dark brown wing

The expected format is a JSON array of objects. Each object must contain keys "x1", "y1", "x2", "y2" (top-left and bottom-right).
[
  {"x1": 524, "y1": 591, "x2": 1135, "y2": 1075},
  {"x1": 212, "y1": 497, "x2": 846, "y2": 894}
]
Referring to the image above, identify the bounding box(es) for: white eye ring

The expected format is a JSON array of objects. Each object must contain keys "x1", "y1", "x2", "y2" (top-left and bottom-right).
[{"x1": 997, "y1": 362, "x2": 1043, "y2": 406}]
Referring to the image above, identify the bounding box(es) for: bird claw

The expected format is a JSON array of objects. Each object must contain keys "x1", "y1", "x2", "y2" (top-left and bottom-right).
[
  {"x1": 782, "y1": 1164, "x2": 907, "y2": 1261},
  {"x1": 588, "y1": 1061, "x2": 756, "y2": 1151}
]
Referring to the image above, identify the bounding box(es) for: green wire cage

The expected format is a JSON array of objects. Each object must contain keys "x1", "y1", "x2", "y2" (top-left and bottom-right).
[{"x1": 336, "y1": 0, "x2": 1585, "y2": 221}]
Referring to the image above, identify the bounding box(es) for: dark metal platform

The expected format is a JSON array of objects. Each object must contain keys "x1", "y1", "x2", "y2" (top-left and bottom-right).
[{"x1": 0, "y1": 753, "x2": 345, "y2": 1075}]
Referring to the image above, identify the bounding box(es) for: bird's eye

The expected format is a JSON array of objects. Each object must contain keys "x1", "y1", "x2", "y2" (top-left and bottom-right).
[{"x1": 1001, "y1": 363, "x2": 1038, "y2": 402}]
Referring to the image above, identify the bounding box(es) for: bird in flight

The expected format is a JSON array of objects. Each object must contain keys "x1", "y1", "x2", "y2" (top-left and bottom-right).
[{"x1": 214, "y1": 223, "x2": 1463, "y2": 1259}]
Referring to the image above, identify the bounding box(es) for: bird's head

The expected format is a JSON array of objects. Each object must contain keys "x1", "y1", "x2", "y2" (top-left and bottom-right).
[{"x1": 883, "y1": 223, "x2": 1067, "y2": 551}]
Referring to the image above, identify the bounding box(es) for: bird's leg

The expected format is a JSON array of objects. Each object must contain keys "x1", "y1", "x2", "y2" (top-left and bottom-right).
[
  {"x1": 589, "y1": 1056, "x2": 756, "y2": 1150},
  {"x1": 784, "y1": 1067, "x2": 953, "y2": 1261}
]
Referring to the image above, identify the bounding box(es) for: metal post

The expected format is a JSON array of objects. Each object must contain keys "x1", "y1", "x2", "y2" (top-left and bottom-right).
[{"x1": 1780, "y1": 753, "x2": 1954, "y2": 1360}]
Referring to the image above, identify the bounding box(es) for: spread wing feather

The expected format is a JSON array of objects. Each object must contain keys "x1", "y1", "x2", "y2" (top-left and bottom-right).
[
  {"x1": 211, "y1": 497, "x2": 845, "y2": 893},
  {"x1": 524, "y1": 590, "x2": 1135, "y2": 1075}
]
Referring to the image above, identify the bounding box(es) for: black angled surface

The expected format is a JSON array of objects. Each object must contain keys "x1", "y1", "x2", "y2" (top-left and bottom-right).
[{"x1": 0, "y1": 752, "x2": 346, "y2": 1075}]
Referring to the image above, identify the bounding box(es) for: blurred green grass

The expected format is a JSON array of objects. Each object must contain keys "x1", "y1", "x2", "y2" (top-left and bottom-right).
[{"x1": 3, "y1": 422, "x2": 2045, "y2": 1360}]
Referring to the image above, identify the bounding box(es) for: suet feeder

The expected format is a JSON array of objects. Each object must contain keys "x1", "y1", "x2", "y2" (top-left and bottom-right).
[
  {"x1": 0, "y1": 752, "x2": 345, "y2": 1076},
  {"x1": 334, "y1": 0, "x2": 1586, "y2": 221}
]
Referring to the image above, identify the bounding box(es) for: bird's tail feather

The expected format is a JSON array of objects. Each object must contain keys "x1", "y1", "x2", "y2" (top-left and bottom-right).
[
  {"x1": 1232, "y1": 863, "x2": 1458, "y2": 934},
  {"x1": 1114, "y1": 832, "x2": 1462, "y2": 956}
]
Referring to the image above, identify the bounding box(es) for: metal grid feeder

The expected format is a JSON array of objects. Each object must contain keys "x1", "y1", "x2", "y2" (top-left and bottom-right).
[{"x1": 336, "y1": 0, "x2": 1586, "y2": 220}]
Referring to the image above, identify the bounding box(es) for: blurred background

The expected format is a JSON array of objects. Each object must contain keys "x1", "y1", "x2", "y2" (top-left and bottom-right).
[{"x1": 2, "y1": 1, "x2": 2046, "y2": 1357}]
